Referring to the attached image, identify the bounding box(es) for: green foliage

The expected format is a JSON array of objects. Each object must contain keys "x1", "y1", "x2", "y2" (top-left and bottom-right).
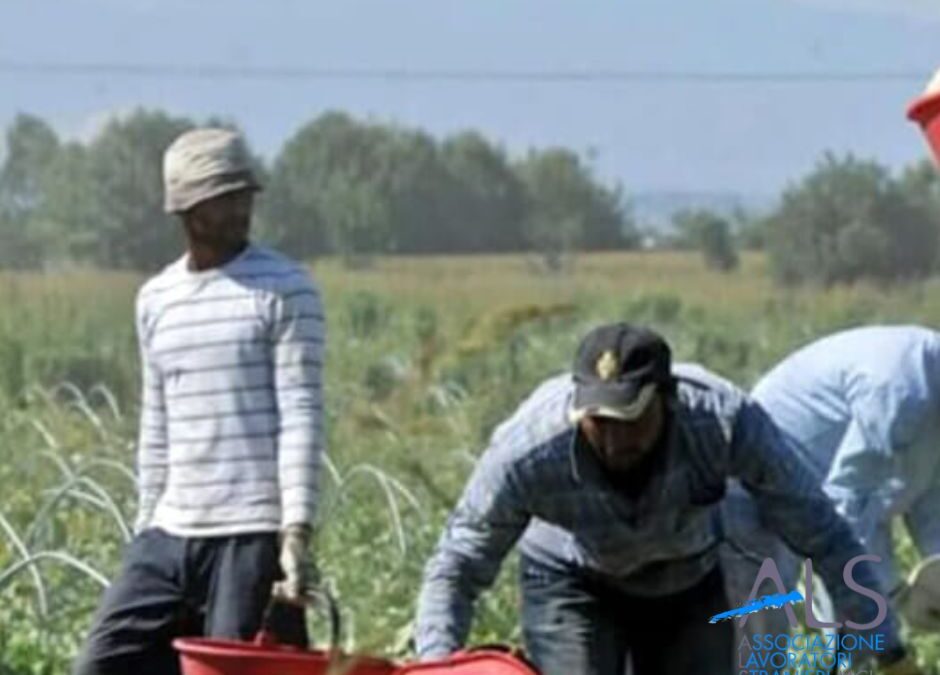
[
  {"x1": 262, "y1": 112, "x2": 394, "y2": 263},
  {"x1": 0, "y1": 114, "x2": 60, "y2": 269},
  {"x1": 622, "y1": 292, "x2": 684, "y2": 325},
  {"x1": 766, "y1": 153, "x2": 938, "y2": 287},
  {"x1": 0, "y1": 115, "x2": 59, "y2": 220},
  {"x1": 82, "y1": 110, "x2": 193, "y2": 269},
  {"x1": 37, "y1": 110, "x2": 197, "y2": 270},
  {"x1": 899, "y1": 160, "x2": 940, "y2": 271},
  {"x1": 0, "y1": 111, "x2": 637, "y2": 271},
  {"x1": 516, "y1": 148, "x2": 635, "y2": 272},
  {"x1": 344, "y1": 291, "x2": 392, "y2": 340},
  {"x1": 438, "y1": 132, "x2": 527, "y2": 253},
  {"x1": 728, "y1": 205, "x2": 768, "y2": 252},
  {"x1": 270, "y1": 115, "x2": 520, "y2": 261},
  {"x1": 672, "y1": 209, "x2": 739, "y2": 272},
  {"x1": 6, "y1": 112, "x2": 940, "y2": 289},
  {"x1": 6, "y1": 250, "x2": 940, "y2": 670}
]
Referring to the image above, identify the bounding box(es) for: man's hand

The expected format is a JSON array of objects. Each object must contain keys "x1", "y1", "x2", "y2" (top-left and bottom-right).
[
  {"x1": 879, "y1": 655, "x2": 923, "y2": 675},
  {"x1": 272, "y1": 523, "x2": 314, "y2": 605}
]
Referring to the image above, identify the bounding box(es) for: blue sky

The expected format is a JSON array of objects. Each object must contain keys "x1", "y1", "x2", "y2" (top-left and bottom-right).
[{"x1": 1, "y1": 0, "x2": 938, "y2": 194}]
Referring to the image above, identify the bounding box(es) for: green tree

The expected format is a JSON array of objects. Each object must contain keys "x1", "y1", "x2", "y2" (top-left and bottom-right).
[
  {"x1": 260, "y1": 112, "x2": 347, "y2": 258},
  {"x1": 898, "y1": 159, "x2": 940, "y2": 271},
  {"x1": 267, "y1": 113, "x2": 462, "y2": 259},
  {"x1": 766, "y1": 153, "x2": 937, "y2": 286},
  {"x1": 729, "y1": 205, "x2": 767, "y2": 251},
  {"x1": 672, "y1": 209, "x2": 739, "y2": 272},
  {"x1": 0, "y1": 114, "x2": 60, "y2": 268},
  {"x1": 88, "y1": 110, "x2": 195, "y2": 269},
  {"x1": 515, "y1": 148, "x2": 635, "y2": 271},
  {"x1": 264, "y1": 112, "x2": 418, "y2": 262},
  {"x1": 35, "y1": 109, "x2": 197, "y2": 269},
  {"x1": 321, "y1": 174, "x2": 393, "y2": 266},
  {"x1": 439, "y1": 131, "x2": 526, "y2": 253},
  {"x1": 377, "y1": 126, "x2": 451, "y2": 255},
  {"x1": 31, "y1": 143, "x2": 99, "y2": 265}
]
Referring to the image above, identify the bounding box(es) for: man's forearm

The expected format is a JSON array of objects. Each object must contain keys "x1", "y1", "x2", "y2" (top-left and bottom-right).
[{"x1": 415, "y1": 558, "x2": 477, "y2": 659}]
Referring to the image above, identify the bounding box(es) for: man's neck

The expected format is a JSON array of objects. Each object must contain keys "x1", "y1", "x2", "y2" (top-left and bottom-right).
[{"x1": 186, "y1": 241, "x2": 249, "y2": 271}]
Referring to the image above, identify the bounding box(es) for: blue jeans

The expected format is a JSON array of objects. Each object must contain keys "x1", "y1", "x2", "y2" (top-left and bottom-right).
[
  {"x1": 520, "y1": 557, "x2": 733, "y2": 675},
  {"x1": 72, "y1": 528, "x2": 306, "y2": 675}
]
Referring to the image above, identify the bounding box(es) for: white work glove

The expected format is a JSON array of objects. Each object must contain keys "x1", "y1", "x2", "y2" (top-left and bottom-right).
[{"x1": 272, "y1": 523, "x2": 315, "y2": 605}]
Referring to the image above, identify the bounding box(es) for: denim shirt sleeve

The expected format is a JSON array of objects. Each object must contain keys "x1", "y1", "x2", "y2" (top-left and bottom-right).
[
  {"x1": 835, "y1": 374, "x2": 940, "y2": 574},
  {"x1": 729, "y1": 398, "x2": 903, "y2": 653},
  {"x1": 823, "y1": 418, "x2": 900, "y2": 586},
  {"x1": 414, "y1": 447, "x2": 531, "y2": 658}
]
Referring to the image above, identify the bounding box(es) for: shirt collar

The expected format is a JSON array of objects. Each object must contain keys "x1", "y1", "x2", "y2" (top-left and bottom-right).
[{"x1": 569, "y1": 426, "x2": 594, "y2": 485}]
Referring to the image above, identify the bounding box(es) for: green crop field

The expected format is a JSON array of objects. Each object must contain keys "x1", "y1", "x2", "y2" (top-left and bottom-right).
[{"x1": 2, "y1": 251, "x2": 939, "y2": 673}]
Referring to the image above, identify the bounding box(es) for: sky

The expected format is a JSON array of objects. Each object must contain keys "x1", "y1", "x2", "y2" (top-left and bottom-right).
[{"x1": 1, "y1": 0, "x2": 938, "y2": 195}]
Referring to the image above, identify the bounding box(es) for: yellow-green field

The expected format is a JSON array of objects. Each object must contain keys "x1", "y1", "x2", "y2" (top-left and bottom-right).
[{"x1": 1, "y1": 251, "x2": 939, "y2": 672}]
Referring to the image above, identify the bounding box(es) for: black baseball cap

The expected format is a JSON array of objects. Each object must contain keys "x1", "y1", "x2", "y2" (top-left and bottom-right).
[{"x1": 569, "y1": 323, "x2": 672, "y2": 422}]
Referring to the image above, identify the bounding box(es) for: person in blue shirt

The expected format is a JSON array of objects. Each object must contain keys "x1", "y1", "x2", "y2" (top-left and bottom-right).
[
  {"x1": 414, "y1": 322, "x2": 913, "y2": 675},
  {"x1": 724, "y1": 325, "x2": 940, "y2": 662}
]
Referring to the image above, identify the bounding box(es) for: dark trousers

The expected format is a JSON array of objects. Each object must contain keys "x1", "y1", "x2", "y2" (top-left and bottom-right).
[
  {"x1": 520, "y1": 557, "x2": 734, "y2": 675},
  {"x1": 73, "y1": 528, "x2": 307, "y2": 675}
]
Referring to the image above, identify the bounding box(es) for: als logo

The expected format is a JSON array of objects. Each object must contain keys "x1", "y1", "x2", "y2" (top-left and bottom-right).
[
  {"x1": 711, "y1": 554, "x2": 888, "y2": 630},
  {"x1": 709, "y1": 591, "x2": 805, "y2": 624}
]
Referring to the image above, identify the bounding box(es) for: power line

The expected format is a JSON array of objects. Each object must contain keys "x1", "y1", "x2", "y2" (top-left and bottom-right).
[{"x1": 0, "y1": 60, "x2": 929, "y2": 84}]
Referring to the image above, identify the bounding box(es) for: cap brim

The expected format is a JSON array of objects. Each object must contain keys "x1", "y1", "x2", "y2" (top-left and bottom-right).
[
  {"x1": 165, "y1": 175, "x2": 263, "y2": 214},
  {"x1": 569, "y1": 381, "x2": 657, "y2": 423}
]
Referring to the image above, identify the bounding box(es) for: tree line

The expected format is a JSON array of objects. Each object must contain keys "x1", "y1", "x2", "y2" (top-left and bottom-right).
[
  {"x1": 0, "y1": 110, "x2": 634, "y2": 271},
  {"x1": 2, "y1": 108, "x2": 940, "y2": 286},
  {"x1": 664, "y1": 153, "x2": 940, "y2": 286}
]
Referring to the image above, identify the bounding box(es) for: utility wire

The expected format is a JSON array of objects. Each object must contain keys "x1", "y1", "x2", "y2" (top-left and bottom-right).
[{"x1": 0, "y1": 60, "x2": 929, "y2": 84}]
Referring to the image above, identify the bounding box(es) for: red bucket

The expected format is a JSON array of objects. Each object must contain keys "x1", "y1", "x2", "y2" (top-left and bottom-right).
[
  {"x1": 908, "y1": 89, "x2": 940, "y2": 165},
  {"x1": 174, "y1": 637, "x2": 398, "y2": 675},
  {"x1": 175, "y1": 592, "x2": 397, "y2": 675},
  {"x1": 394, "y1": 647, "x2": 540, "y2": 674}
]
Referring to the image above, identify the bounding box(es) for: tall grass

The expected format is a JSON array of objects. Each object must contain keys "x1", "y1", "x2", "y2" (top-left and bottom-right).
[{"x1": 2, "y1": 252, "x2": 940, "y2": 672}]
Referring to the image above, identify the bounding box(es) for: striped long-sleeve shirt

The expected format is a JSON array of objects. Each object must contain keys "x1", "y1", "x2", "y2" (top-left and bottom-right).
[{"x1": 133, "y1": 244, "x2": 325, "y2": 538}]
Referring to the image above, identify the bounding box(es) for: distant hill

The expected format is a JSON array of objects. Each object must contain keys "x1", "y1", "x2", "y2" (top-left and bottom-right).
[{"x1": 630, "y1": 191, "x2": 777, "y2": 233}]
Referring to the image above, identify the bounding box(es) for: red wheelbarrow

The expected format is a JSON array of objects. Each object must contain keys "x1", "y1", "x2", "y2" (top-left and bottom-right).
[{"x1": 175, "y1": 590, "x2": 538, "y2": 675}]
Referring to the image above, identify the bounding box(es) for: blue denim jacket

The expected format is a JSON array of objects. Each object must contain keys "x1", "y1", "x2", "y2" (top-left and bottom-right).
[
  {"x1": 753, "y1": 325, "x2": 940, "y2": 588},
  {"x1": 415, "y1": 364, "x2": 900, "y2": 657}
]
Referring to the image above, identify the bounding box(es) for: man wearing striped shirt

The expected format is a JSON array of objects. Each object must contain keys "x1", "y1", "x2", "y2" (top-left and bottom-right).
[
  {"x1": 415, "y1": 323, "x2": 911, "y2": 674},
  {"x1": 74, "y1": 128, "x2": 325, "y2": 675}
]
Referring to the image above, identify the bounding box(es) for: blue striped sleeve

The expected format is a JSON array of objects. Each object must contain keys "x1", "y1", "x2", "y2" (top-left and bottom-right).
[
  {"x1": 272, "y1": 271, "x2": 326, "y2": 528},
  {"x1": 134, "y1": 292, "x2": 169, "y2": 534},
  {"x1": 415, "y1": 444, "x2": 531, "y2": 658}
]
